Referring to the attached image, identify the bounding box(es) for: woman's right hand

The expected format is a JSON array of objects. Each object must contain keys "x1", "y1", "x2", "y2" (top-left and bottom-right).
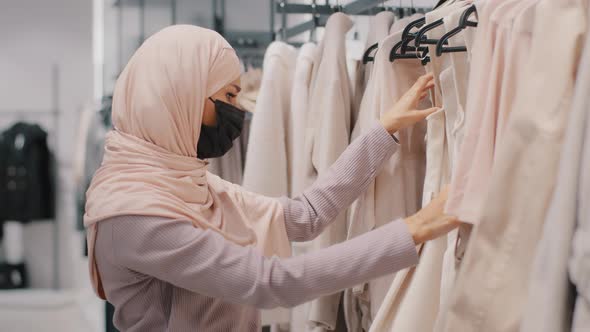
[
  {"x1": 380, "y1": 73, "x2": 439, "y2": 135},
  {"x1": 404, "y1": 187, "x2": 459, "y2": 245}
]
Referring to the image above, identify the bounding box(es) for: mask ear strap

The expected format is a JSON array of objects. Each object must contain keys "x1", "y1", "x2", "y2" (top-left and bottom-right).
[{"x1": 208, "y1": 97, "x2": 215, "y2": 103}]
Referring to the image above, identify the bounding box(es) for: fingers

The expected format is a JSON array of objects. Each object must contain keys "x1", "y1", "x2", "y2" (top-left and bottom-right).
[
  {"x1": 409, "y1": 74, "x2": 435, "y2": 104},
  {"x1": 412, "y1": 107, "x2": 440, "y2": 120},
  {"x1": 436, "y1": 186, "x2": 450, "y2": 199},
  {"x1": 420, "y1": 90, "x2": 431, "y2": 100},
  {"x1": 412, "y1": 73, "x2": 435, "y2": 93}
]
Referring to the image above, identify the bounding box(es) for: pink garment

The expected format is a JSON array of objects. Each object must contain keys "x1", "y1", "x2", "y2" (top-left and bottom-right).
[
  {"x1": 433, "y1": 6, "x2": 478, "y2": 331},
  {"x1": 345, "y1": 26, "x2": 428, "y2": 331},
  {"x1": 305, "y1": 13, "x2": 355, "y2": 331},
  {"x1": 84, "y1": 25, "x2": 292, "y2": 299},
  {"x1": 442, "y1": 0, "x2": 587, "y2": 330},
  {"x1": 493, "y1": 0, "x2": 538, "y2": 145},
  {"x1": 454, "y1": 0, "x2": 522, "y2": 224},
  {"x1": 444, "y1": 0, "x2": 499, "y2": 222}
]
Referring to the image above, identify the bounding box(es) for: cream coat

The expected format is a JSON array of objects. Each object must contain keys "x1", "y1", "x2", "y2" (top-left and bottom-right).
[
  {"x1": 243, "y1": 41, "x2": 297, "y2": 197},
  {"x1": 305, "y1": 13, "x2": 354, "y2": 331}
]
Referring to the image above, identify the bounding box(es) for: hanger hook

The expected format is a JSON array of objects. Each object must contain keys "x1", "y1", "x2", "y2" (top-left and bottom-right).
[{"x1": 310, "y1": 0, "x2": 317, "y2": 42}]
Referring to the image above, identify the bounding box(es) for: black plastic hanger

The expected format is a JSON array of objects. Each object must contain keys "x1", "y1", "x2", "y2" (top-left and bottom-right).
[
  {"x1": 414, "y1": 18, "x2": 444, "y2": 47},
  {"x1": 362, "y1": 43, "x2": 379, "y2": 64},
  {"x1": 435, "y1": 5, "x2": 478, "y2": 56},
  {"x1": 402, "y1": 17, "x2": 426, "y2": 41},
  {"x1": 434, "y1": 0, "x2": 448, "y2": 9},
  {"x1": 390, "y1": 37, "x2": 430, "y2": 65}
]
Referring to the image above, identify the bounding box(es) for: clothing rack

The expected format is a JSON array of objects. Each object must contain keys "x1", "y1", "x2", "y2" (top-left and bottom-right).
[{"x1": 273, "y1": 0, "x2": 431, "y2": 40}]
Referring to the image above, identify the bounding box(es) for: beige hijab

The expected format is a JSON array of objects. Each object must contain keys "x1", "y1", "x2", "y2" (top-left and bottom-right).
[{"x1": 84, "y1": 25, "x2": 291, "y2": 299}]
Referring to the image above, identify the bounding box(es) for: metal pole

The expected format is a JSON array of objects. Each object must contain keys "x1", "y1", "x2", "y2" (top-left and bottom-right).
[
  {"x1": 117, "y1": 0, "x2": 123, "y2": 74},
  {"x1": 139, "y1": 0, "x2": 145, "y2": 43},
  {"x1": 221, "y1": 0, "x2": 226, "y2": 34},
  {"x1": 171, "y1": 0, "x2": 177, "y2": 24},
  {"x1": 51, "y1": 63, "x2": 60, "y2": 290},
  {"x1": 270, "y1": 0, "x2": 275, "y2": 41},
  {"x1": 281, "y1": 1, "x2": 287, "y2": 40}
]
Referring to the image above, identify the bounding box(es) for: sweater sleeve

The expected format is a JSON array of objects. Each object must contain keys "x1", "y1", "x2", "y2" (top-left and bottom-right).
[
  {"x1": 108, "y1": 215, "x2": 418, "y2": 310},
  {"x1": 279, "y1": 123, "x2": 399, "y2": 242}
]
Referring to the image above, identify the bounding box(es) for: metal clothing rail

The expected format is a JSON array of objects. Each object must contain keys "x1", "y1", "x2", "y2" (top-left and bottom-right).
[{"x1": 275, "y1": 0, "x2": 431, "y2": 39}]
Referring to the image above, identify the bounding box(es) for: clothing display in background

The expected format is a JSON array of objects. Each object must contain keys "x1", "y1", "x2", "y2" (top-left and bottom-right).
[
  {"x1": 0, "y1": 121, "x2": 54, "y2": 290},
  {"x1": 242, "y1": 42, "x2": 296, "y2": 197},
  {"x1": 289, "y1": 42, "x2": 318, "y2": 332},
  {"x1": 236, "y1": 68, "x2": 262, "y2": 114},
  {"x1": 345, "y1": 14, "x2": 428, "y2": 332},
  {"x1": 0, "y1": 122, "x2": 55, "y2": 223},
  {"x1": 289, "y1": 43, "x2": 317, "y2": 198},
  {"x1": 350, "y1": 11, "x2": 396, "y2": 127},
  {"x1": 305, "y1": 12, "x2": 354, "y2": 332}
]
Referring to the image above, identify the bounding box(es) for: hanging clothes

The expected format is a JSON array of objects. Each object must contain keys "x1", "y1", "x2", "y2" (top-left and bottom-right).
[
  {"x1": 519, "y1": 3, "x2": 590, "y2": 329},
  {"x1": 364, "y1": 11, "x2": 396, "y2": 89},
  {"x1": 344, "y1": 16, "x2": 428, "y2": 332},
  {"x1": 236, "y1": 68, "x2": 262, "y2": 114},
  {"x1": 444, "y1": 0, "x2": 498, "y2": 221},
  {"x1": 433, "y1": 5, "x2": 479, "y2": 330},
  {"x1": 289, "y1": 42, "x2": 318, "y2": 332},
  {"x1": 441, "y1": 0, "x2": 587, "y2": 331},
  {"x1": 305, "y1": 12, "x2": 354, "y2": 332},
  {"x1": 369, "y1": 2, "x2": 470, "y2": 332},
  {"x1": 0, "y1": 122, "x2": 54, "y2": 223},
  {"x1": 242, "y1": 41, "x2": 296, "y2": 197},
  {"x1": 349, "y1": 12, "x2": 395, "y2": 125},
  {"x1": 290, "y1": 43, "x2": 317, "y2": 198},
  {"x1": 453, "y1": 0, "x2": 519, "y2": 224}
]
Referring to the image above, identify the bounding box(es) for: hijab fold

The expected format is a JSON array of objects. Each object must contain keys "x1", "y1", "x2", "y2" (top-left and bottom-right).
[{"x1": 84, "y1": 25, "x2": 291, "y2": 299}]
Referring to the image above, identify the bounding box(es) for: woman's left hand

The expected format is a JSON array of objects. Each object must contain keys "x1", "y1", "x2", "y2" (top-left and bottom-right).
[
  {"x1": 404, "y1": 186, "x2": 460, "y2": 245},
  {"x1": 380, "y1": 73, "x2": 438, "y2": 135}
]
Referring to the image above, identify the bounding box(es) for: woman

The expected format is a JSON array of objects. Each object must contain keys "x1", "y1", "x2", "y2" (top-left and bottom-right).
[{"x1": 85, "y1": 25, "x2": 458, "y2": 331}]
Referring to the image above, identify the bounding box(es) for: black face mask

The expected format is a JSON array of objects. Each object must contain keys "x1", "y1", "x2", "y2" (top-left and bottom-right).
[{"x1": 197, "y1": 97, "x2": 245, "y2": 159}]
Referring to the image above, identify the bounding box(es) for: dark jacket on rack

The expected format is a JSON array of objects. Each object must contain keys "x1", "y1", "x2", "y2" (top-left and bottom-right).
[{"x1": 0, "y1": 122, "x2": 55, "y2": 223}]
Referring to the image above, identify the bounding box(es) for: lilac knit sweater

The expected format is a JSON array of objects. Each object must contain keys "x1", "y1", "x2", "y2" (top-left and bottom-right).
[{"x1": 94, "y1": 124, "x2": 418, "y2": 331}]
